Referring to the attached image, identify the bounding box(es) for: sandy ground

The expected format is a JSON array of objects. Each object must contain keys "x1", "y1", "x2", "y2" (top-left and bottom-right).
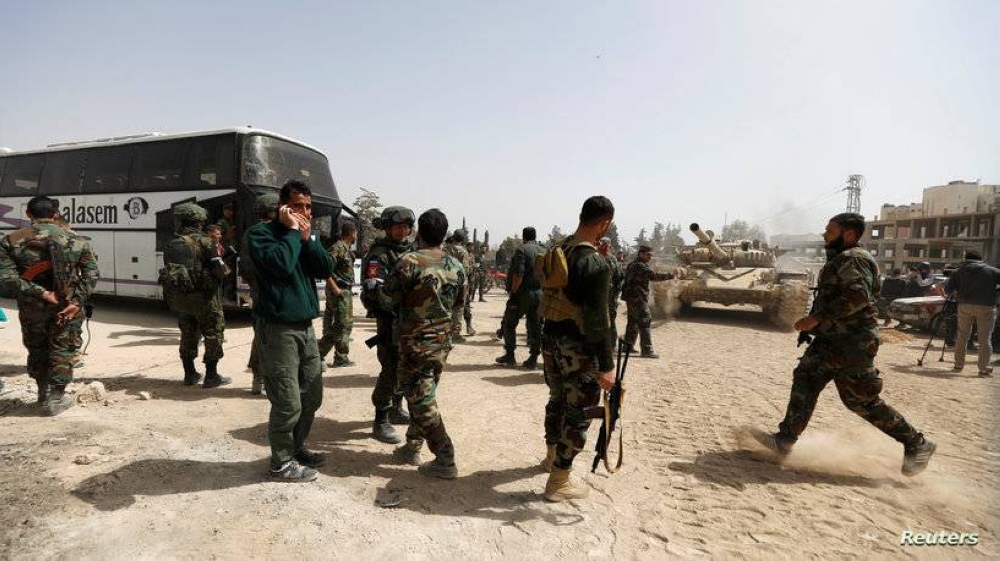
[{"x1": 1, "y1": 292, "x2": 998, "y2": 560}]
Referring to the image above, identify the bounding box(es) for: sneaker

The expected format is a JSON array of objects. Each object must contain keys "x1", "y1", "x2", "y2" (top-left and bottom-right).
[
  {"x1": 465, "y1": 327, "x2": 477, "y2": 336},
  {"x1": 293, "y1": 449, "x2": 326, "y2": 468},
  {"x1": 202, "y1": 375, "x2": 232, "y2": 389},
  {"x1": 753, "y1": 430, "x2": 794, "y2": 457},
  {"x1": 270, "y1": 461, "x2": 318, "y2": 482},
  {"x1": 418, "y1": 457, "x2": 458, "y2": 479},
  {"x1": 902, "y1": 438, "x2": 936, "y2": 476},
  {"x1": 978, "y1": 370, "x2": 993, "y2": 378},
  {"x1": 639, "y1": 351, "x2": 660, "y2": 359},
  {"x1": 329, "y1": 357, "x2": 355, "y2": 368}
]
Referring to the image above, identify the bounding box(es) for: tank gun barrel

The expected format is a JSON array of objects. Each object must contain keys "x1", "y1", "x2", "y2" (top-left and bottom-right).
[{"x1": 689, "y1": 223, "x2": 729, "y2": 262}]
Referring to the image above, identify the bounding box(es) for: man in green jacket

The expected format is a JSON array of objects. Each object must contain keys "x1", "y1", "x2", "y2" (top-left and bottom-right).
[{"x1": 247, "y1": 180, "x2": 335, "y2": 482}]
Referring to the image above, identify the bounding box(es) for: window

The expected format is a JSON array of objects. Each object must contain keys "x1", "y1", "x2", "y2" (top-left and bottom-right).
[
  {"x1": 242, "y1": 135, "x2": 336, "y2": 199},
  {"x1": 83, "y1": 146, "x2": 133, "y2": 192},
  {"x1": 189, "y1": 135, "x2": 235, "y2": 187},
  {"x1": 136, "y1": 140, "x2": 188, "y2": 190},
  {"x1": 0, "y1": 154, "x2": 44, "y2": 196},
  {"x1": 40, "y1": 150, "x2": 87, "y2": 195}
]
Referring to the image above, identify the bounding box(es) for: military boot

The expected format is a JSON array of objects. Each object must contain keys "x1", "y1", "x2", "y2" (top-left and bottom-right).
[
  {"x1": 452, "y1": 333, "x2": 466, "y2": 343},
  {"x1": 393, "y1": 440, "x2": 423, "y2": 466},
  {"x1": 182, "y1": 359, "x2": 204, "y2": 386},
  {"x1": 418, "y1": 446, "x2": 457, "y2": 479},
  {"x1": 495, "y1": 352, "x2": 517, "y2": 367},
  {"x1": 36, "y1": 380, "x2": 49, "y2": 405},
  {"x1": 639, "y1": 350, "x2": 660, "y2": 359},
  {"x1": 544, "y1": 468, "x2": 589, "y2": 502},
  {"x1": 540, "y1": 443, "x2": 556, "y2": 473},
  {"x1": 372, "y1": 409, "x2": 402, "y2": 444},
  {"x1": 202, "y1": 361, "x2": 232, "y2": 389},
  {"x1": 389, "y1": 395, "x2": 411, "y2": 424},
  {"x1": 521, "y1": 354, "x2": 539, "y2": 370},
  {"x1": 45, "y1": 386, "x2": 76, "y2": 416},
  {"x1": 465, "y1": 323, "x2": 476, "y2": 336},
  {"x1": 331, "y1": 355, "x2": 355, "y2": 368}
]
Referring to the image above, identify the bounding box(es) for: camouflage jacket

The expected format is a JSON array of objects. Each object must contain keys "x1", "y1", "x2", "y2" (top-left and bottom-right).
[
  {"x1": 162, "y1": 226, "x2": 226, "y2": 310},
  {"x1": 328, "y1": 239, "x2": 355, "y2": 289},
  {"x1": 443, "y1": 242, "x2": 472, "y2": 283},
  {"x1": 810, "y1": 246, "x2": 880, "y2": 341},
  {"x1": 605, "y1": 253, "x2": 624, "y2": 304},
  {"x1": 621, "y1": 259, "x2": 671, "y2": 303},
  {"x1": 384, "y1": 248, "x2": 466, "y2": 358},
  {"x1": 0, "y1": 218, "x2": 99, "y2": 307},
  {"x1": 361, "y1": 237, "x2": 414, "y2": 316}
]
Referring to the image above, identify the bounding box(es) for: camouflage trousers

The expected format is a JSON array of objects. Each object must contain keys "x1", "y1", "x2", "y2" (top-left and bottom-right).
[
  {"x1": 542, "y1": 332, "x2": 602, "y2": 471},
  {"x1": 372, "y1": 314, "x2": 402, "y2": 410},
  {"x1": 623, "y1": 300, "x2": 652, "y2": 353},
  {"x1": 176, "y1": 299, "x2": 225, "y2": 362},
  {"x1": 502, "y1": 289, "x2": 542, "y2": 356},
  {"x1": 399, "y1": 350, "x2": 454, "y2": 460},
  {"x1": 18, "y1": 298, "x2": 82, "y2": 387},
  {"x1": 777, "y1": 336, "x2": 922, "y2": 446},
  {"x1": 317, "y1": 288, "x2": 353, "y2": 361},
  {"x1": 450, "y1": 295, "x2": 472, "y2": 336}
]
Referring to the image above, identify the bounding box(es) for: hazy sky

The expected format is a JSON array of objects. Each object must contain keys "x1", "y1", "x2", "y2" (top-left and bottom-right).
[{"x1": 2, "y1": 1, "x2": 997, "y2": 244}]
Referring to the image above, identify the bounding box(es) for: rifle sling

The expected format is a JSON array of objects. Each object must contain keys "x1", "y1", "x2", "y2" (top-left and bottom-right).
[{"x1": 601, "y1": 387, "x2": 625, "y2": 474}]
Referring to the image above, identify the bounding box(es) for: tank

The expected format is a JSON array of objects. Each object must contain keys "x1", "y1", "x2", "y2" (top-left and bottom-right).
[{"x1": 651, "y1": 223, "x2": 814, "y2": 330}]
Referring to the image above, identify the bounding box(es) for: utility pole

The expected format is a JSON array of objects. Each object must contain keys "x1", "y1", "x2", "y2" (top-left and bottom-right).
[{"x1": 844, "y1": 174, "x2": 865, "y2": 214}]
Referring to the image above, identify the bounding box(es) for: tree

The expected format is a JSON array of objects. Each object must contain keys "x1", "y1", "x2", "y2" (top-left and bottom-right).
[
  {"x1": 546, "y1": 225, "x2": 566, "y2": 248},
  {"x1": 353, "y1": 188, "x2": 383, "y2": 252},
  {"x1": 721, "y1": 219, "x2": 767, "y2": 242},
  {"x1": 634, "y1": 227, "x2": 649, "y2": 251},
  {"x1": 605, "y1": 222, "x2": 625, "y2": 254}
]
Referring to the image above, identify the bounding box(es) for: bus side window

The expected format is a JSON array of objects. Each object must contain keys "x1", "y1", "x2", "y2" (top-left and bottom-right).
[
  {"x1": 0, "y1": 154, "x2": 44, "y2": 197},
  {"x1": 136, "y1": 140, "x2": 187, "y2": 190},
  {"x1": 83, "y1": 146, "x2": 133, "y2": 193},
  {"x1": 40, "y1": 150, "x2": 87, "y2": 195},
  {"x1": 189, "y1": 135, "x2": 235, "y2": 187}
]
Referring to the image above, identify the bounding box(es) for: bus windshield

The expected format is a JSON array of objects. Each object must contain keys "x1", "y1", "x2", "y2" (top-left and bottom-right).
[{"x1": 243, "y1": 135, "x2": 337, "y2": 201}]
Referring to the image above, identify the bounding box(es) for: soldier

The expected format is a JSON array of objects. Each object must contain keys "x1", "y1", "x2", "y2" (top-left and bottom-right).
[
  {"x1": 496, "y1": 227, "x2": 545, "y2": 369},
  {"x1": 361, "y1": 206, "x2": 416, "y2": 444},
  {"x1": 538, "y1": 196, "x2": 616, "y2": 501},
  {"x1": 621, "y1": 245, "x2": 673, "y2": 358},
  {"x1": 598, "y1": 237, "x2": 624, "y2": 341},
  {"x1": 443, "y1": 230, "x2": 475, "y2": 342},
  {"x1": 159, "y1": 202, "x2": 231, "y2": 388},
  {"x1": 217, "y1": 202, "x2": 237, "y2": 247},
  {"x1": 0, "y1": 196, "x2": 99, "y2": 415},
  {"x1": 756, "y1": 213, "x2": 936, "y2": 476},
  {"x1": 317, "y1": 220, "x2": 358, "y2": 367},
  {"x1": 241, "y1": 193, "x2": 279, "y2": 395},
  {"x1": 386, "y1": 209, "x2": 466, "y2": 478}
]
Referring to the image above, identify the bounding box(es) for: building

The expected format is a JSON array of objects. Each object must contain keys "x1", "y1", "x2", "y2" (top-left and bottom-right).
[
  {"x1": 863, "y1": 180, "x2": 1000, "y2": 272},
  {"x1": 771, "y1": 233, "x2": 825, "y2": 258}
]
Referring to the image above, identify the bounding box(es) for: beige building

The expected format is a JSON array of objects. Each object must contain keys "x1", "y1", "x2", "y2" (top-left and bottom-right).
[{"x1": 863, "y1": 180, "x2": 1000, "y2": 272}]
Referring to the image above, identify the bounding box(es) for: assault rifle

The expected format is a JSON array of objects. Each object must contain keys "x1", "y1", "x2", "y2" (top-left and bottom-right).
[
  {"x1": 796, "y1": 285, "x2": 820, "y2": 347},
  {"x1": 587, "y1": 338, "x2": 630, "y2": 474}
]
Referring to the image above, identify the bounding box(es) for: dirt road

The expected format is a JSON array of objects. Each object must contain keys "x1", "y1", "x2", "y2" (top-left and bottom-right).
[{"x1": 1, "y1": 294, "x2": 997, "y2": 559}]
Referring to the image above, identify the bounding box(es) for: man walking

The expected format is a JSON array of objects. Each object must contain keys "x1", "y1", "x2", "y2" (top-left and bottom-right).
[
  {"x1": 945, "y1": 251, "x2": 1000, "y2": 377},
  {"x1": 495, "y1": 227, "x2": 545, "y2": 369},
  {"x1": 621, "y1": 245, "x2": 673, "y2": 358},
  {"x1": 318, "y1": 220, "x2": 357, "y2": 368},
  {"x1": 386, "y1": 209, "x2": 466, "y2": 479},
  {"x1": 757, "y1": 213, "x2": 935, "y2": 476},
  {"x1": 247, "y1": 180, "x2": 334, "y2": 482},
  {"x1": 538, "y1": 196, "x2": 616, "y2": 501},
  {"x1": 361, "y1": 206, "x2": 415, "y2": 444},
  {"x1": 0, "y1": 196, "x2": 99, "y2": 415},
  {"x1": 159, "y1": 203, "x2": 231, "y2": 388}
]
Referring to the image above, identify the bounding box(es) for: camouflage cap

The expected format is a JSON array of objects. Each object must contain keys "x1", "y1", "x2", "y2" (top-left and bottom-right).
[
  {"x1": 374, "y1": 206, "x2": 415, "y2": 229},
  {"x1": 255, "y1": 193, "x2": 279, "y2": 216},
  {"x1": 173, "y1": 202, "x2": 207, "y2": 222}
]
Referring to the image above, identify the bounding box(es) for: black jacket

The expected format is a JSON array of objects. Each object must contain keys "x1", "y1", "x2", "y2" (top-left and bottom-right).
[{"x1": 945, "y1": 260, "x2": 1000, "y2": 307}]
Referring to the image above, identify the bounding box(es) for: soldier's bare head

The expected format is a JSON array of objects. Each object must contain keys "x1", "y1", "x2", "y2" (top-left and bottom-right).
[
  {"x1": 522, "y1": 227, "x2": 536, "y2": 241},
  {"x1": 339, "y1": 220, "x2": 358, "y2": 243},
  {"x1": 417, "y1": 208, "x2": 448, "y2": 248},
  {"x1": 576, "y1": 196, "x2": 615, "y2": 241},
  {"x1": 279, "y1": 180, "x2": 313, "y2": 219},
  {"x1": 26, "y1": 196, "x2": 60, "y2": 220},
  {"x1": 825, "y1": 212, "x2": 865, "y2": 250}
]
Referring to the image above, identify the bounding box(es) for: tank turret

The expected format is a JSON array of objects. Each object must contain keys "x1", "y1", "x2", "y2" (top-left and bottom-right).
[{"x1": 689, "y1": 223, "x2": 729, "y2": 262}]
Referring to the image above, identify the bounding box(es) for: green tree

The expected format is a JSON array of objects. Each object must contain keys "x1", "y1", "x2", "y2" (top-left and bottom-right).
[
  {"x1": 546, "y1": 225, "x2": 566, "y2": 247},
  {"x1": 605, "y1": 222, "x2": 625, "y2": 253},
  {"x1": 721, "y1": 219, "x2": 767, "y2": 242},
  {"x1": 353, "y1": 188, "x2": 383, "y2": 252}
]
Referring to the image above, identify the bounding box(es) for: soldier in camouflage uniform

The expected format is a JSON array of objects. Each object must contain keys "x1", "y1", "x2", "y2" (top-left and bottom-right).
[
  {"x1": 385, "y1": 209, "x2": 466, "y2": 479},
  {"x1": 757, "y1": 213, "x2": 936, "y2": 476},
  {"x1": 159, "y1": 202, "x2": 231, "y2": 388},
  {"x1": 444, "y1": 230, "x2": 475, "y2": 341},
  {"x1": 621, "y1": 244, "x2": 673, "y2": 358},
  {"x1": 598, "y1": 237, "x2": 624, "y2": 342},
  {"x1": 496, "y1": 226, "x2": 545, "y2": 369},
  {"x1": 241, "y1": 193, "x2": 279, "y2": 395},
  {"x1": 317, "y1": 220, "x2": 357, "y2": 367},
  {"x1": 0, "y1": 196, "x2": 99, "y2": 415},
  {"x1": 538, "y1": 196, "x2": 616, "y2": 501},
  {"x1": 361, "y1": 206, "x2": 416, "y2": 444}
]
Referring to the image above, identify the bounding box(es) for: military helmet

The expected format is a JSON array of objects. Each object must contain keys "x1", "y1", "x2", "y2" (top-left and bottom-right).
[
  {"x1": 254, "y1": 193, "x2": 279, "y2": 218},
  {"x1": 173, "y1": 202, "x2": 207, "y2": 222},
  {"x1": 452, "y1": 229, "x2": 467, "y2": 243},
  {"x1": 917, "y1": 261, "x2": 931, "y2": 271},
  {"x1": 373, "y1": 206, "x2": 415, "y2": 229}
]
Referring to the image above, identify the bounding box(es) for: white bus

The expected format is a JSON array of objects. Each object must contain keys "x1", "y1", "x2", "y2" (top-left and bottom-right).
[{"x1": 0, "y1": 127, "x2": 354, "y2": 307}]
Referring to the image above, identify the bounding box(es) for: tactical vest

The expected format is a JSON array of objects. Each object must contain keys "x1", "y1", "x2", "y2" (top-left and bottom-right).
[{"x1": 538, "y1": 238, "x2": 596, "y2": 333}]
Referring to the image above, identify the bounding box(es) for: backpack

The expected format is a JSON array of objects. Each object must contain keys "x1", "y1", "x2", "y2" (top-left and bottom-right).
[
  {"x1": 536, "y1": 238, "x2": 596, "y2": 331},
  {"x1": 158, "y1": 235, "x2": 200, "y2": 294}
]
